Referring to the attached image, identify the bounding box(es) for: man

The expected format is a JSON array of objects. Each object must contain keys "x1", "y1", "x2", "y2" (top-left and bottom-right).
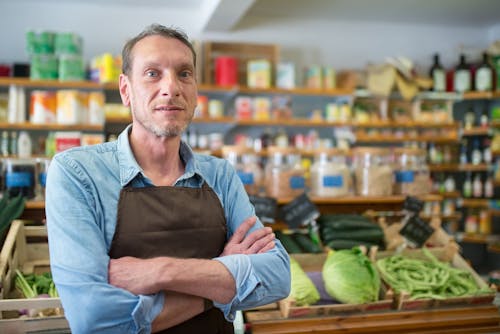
[{"x1": 46, "y1": 23, "x2": 290, "y2": 333}]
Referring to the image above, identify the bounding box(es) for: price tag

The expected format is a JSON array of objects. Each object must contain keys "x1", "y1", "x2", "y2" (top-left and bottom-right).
[
  {"x1": 249, "y1": 195, "x2": 277, "y2": 224},
  {"x1": 279, "y1": 193, "x2": 320, "y2": 228},
  {"x1": 399, "y1": 216, "x2": 435, "y2": 248}
]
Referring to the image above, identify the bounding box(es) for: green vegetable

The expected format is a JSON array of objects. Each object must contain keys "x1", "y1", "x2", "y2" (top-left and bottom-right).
[
  {"x1": 322, "y1": 248, "x2": 380, "y2": 304},
  {"x1": 321, "y1": 228, "x2": 384, "y2": 244},
  {"x1": 319, "y1": 214, "x2": 377, "y2": 230},
  {"x1": 15, "y1": 269, "x2": 37, "y2": 298},
  {"x1": 276, "y1": 231, "x2": 303, "y2": 254},
  {"x1": 292, "y1": 233, "x2": 322, "y2": 253},
  {"x1": 376, "y1": 248, "x2": 493, "y2": 300},
  {"x1": 0, "y1": 193, "x2": 26, "y2": 234},
  {"x1": 289, "y1": 257, "x2": 320, "y2": 306},
  {"x1": 15, "y1": 270, "x2": 58, "y2": 298},
  {"x1": 327, "y1": 239, "x2": 379, "y2": 250}
]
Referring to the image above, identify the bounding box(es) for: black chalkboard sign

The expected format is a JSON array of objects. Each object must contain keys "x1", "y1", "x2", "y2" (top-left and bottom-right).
[
  {"x1": 279, "y1": 193, "x2": 320, "y2": 228},
  {"x1": 249, "y1": 195, "x2": 277, "y2": 224},
  {"x1": 403, "y1": 196, "x2": 424, "y2": 214},
  {"x1": 399, "y1": 216, "x2": 435, "y2": 247}
]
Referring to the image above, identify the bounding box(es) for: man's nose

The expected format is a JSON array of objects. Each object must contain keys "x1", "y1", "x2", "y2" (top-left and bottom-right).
[{"x1": 161, "y1": 72, "x2": 181, "y2": 96}]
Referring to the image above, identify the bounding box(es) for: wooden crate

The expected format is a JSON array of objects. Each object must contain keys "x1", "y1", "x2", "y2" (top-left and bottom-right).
[
  {"x1": 202, "y1": 41, "x2": 279, "y2": 85},
  {"x1": 279, "y1": 252, "x2": 394, "y2": 318},
  {"x1": 0, "y1": 220, "x2": 69, "y2": 333},
  {"x1": 375, "y1": 245, "x2": 496, "y2": 311}
]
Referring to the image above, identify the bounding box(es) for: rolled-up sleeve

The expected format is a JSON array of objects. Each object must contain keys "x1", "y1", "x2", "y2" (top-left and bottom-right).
[{"x1": 46, "y1": 153, "x2": 164, "y2": 333}]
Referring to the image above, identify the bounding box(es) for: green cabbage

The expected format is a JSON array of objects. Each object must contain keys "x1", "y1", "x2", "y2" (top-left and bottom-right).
[
  {"x1": 322, "y1": 248, "x2": 380, "y2": 304},
  {"x1": 290, "y1": 257, "x2": 320, "y2": 306}
]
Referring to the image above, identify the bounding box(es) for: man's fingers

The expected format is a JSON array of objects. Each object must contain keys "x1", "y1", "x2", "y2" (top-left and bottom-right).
[
  {"x1": 257, "y1": 241, "x2": 275, "y2": 254},
  {"x1": 229, "y1": 216, "x2": 257, "y2": 244},
  {"x1": 240, "y1": 226, "x2": 273, "y2": 249},
  {"x1": 245, "y1": 231, "x2": 275, "y2": 254}
]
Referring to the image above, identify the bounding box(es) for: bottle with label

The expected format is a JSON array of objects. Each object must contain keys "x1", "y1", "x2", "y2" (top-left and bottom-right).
[
  {"x1": 17, "y1": 131, "x2": 32, "y2": 158},
  {"x1": 454, "y1": 54, "x2": 471, "y2": 93},
  {"x1": 1, "y1": 131, "x2": 9, "y2": 157},
  {"x1": 9, "y1": 131, "x2": 17, "y2": 156},
  {"x1": 472, "y1": 173, "x2": 483, "y2": 198},
  {"x1": 464, "y1": 108, "x2": 475, "y2": 129},
  {"x1": 480, "y1": 108, "x2": 489, "y2": 127},
  {"x1": 430, "y1": 53, "x2": 446, "y2": 92},
  {"x1": 484, "y1": 173, "x2": 494, "y2": 198},
  {"x1": 483, "y1": 138, "x2": 492, "y2": 164},
  {"x1": 463, "y1": 172, "x2": 472, "y2": 198},
  {"x1": 459, "y1": 140, "x2": 468, "y2": 164},
  {"x1": 471, "y1": 139, "x2": 482, "y2": 165},
  {"x1": 474, "y1": 52, "x2": 494, "y2": 92}
]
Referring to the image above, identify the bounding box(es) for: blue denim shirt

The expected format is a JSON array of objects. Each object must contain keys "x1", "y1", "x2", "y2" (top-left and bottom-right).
[{"x1": 46, "y1": 125, "x2": 290, "y2": 334}]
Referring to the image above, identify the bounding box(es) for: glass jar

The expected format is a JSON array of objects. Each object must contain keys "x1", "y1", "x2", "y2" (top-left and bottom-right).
[
  {"x1": 4, "y1": 158, "x2": 37, "y2": 199},
  {"x1": 352, "y1": 147, "x2": 393, "y2": 196},
  {"x1": 222, "y1": 145, "x2": 263, "y2": 195},
  {"x1": 265, "y1": 146, "x2": 305, "y2": 198},
  {"x1": 393, "y1": 148, "x2": 431, "y2": 196},
  {"x1": 310, "y1": 148, "x2": 352, "y2": 197}
]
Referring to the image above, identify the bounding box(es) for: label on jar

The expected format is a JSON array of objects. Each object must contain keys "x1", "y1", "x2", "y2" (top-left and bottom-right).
[
  {"x1": 237, "y1": 171, "x2": 254, "y2": 185},
  {"x1": 289, "y1": 175, "x2": 305, "y2": 189},
  {"x1": 322, "y1": 175, "x2": 343, "y2": 187},
  {"x1": 395, "y1": 170, "x2": 415, "y2": 183},
  {"x1": 6, "y1": 171, "x2": 33, "y2": 187}
]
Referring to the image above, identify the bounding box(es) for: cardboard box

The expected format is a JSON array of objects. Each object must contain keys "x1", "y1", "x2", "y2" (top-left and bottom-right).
[
  {"x1": 0, "y1": 220, "x2": 69, "y2": 333},
  {"x1": 279, "y1": 252, "x2": 393, "y2": 318}
]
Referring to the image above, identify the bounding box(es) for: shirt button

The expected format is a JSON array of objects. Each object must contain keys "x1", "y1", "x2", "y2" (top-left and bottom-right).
[{"x1": 228, "y1": 314, "x2": 235, "y2": 321}]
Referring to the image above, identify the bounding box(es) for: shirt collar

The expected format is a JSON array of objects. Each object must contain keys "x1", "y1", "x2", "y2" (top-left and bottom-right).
[{"x1": 116, "y1": 124, "x2": 202, "y2": 186}]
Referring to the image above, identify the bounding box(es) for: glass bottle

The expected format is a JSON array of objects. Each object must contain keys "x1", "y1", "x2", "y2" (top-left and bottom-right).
[
  {"x1": 472, "y1": 173, "x2": 483, "y2": 198},
  {"x1": 475, "y1": 52, "x2": 494, "y2": 92},
  {"x1": 1, "y1": 131, "x2": 9, "y2": 157},
  {"x1": 430, "y1": 53, "x2": 446, "y2": 92},
  {"x1": 471, "y1": 139, "x2": 482, "y2": 165},
  {"x1": 393, "y1": 148, "x2": 431, "y2": 196},
  {"x1": 459, "y1": 139, "x2": 468, "y2": 164},
  {"x1": 484, "y1": 173, "x2": 494, "y2": 198},
  {"x1": 454, "y1": 54, "x2": 471, "y2": 93},
  {"x1": 463, "y1": 172, "x2": 472, "y2": 198}
]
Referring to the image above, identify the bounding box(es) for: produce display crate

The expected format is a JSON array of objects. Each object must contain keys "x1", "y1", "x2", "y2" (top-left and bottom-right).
[
  {"x1": 279, "y1": 252, "x2": 394, "y2": 318},
  {"x1": 0, "y1": 220, "x2": 69, "y2": 333},
  {"x1": 202, "y1": 41, "x2": 280, "y2": 85},
  {"x1": 375, "y1": 244, "x2": 496, "y2": 311}
]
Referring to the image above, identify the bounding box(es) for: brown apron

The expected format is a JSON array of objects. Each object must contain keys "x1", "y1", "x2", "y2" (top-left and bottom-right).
[{"x1": 109, "y1": 182, "x2": 234, "y2": 334}]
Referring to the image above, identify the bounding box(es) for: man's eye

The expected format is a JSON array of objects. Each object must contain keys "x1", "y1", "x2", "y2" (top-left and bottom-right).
[
  {"x1": 146, "y1": 70, "x2": 159, "y2": 77},
  {"x1": 179, "y1": 70, "x2": 192, "y2": 78}
]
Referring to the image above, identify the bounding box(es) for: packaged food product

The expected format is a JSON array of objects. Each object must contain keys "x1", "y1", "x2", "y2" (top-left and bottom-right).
[
  {"x1": 393, "y1": 148, "x2": 431, "y2": 196},
  {"x1": 310, "y1": 148, "x2": 352, "y2": 197},
  {"x1": 352, "y1": 147, "x2": 393, "y2": 196},
  {"x1": 222, "y1": 145, "x2": 263, "y2": 195},
  {"x1": 265, "y1": 146, "x2": 305, "y2": 198},
  {"x1": 30, "y1": 90, "x2": 57, "y2": 124},
  {"x1": 4, "y1": 158, "x2": 37, "y2": 199}
]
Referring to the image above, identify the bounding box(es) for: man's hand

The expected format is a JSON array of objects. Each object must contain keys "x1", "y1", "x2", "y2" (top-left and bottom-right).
[{"x1": 220, "y1": 216, "x2": 275, "y2": 256}]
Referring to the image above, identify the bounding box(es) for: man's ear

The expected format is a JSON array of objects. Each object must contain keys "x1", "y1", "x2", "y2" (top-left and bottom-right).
[{"x1": 118, "y1": 74, "x2": 131, "y2": 107}]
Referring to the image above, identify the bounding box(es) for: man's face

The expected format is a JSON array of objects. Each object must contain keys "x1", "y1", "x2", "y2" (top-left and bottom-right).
[{"x1": 119, "y1": 35, "x2": 197, "y2": 137}]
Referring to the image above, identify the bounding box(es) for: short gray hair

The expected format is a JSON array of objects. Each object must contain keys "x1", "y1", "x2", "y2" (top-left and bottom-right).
[{"x1": 121, "y1": 23, "x2": 196, "y2": 75}]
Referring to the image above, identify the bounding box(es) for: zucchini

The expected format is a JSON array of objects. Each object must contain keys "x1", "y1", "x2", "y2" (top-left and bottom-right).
[
  {"x1": 321, "y1": 228, "x2": 384, "y2": 244},
  {"x1": 276, "y1": 231, "x2": 303, "y2": 254},
  {"x1": 292, "y1": 233, "x2": 322, "y2": 253},
  {"x1": 327, "y1": 239, "x2": 379, "y2": 250},
  {"x1": 318, "y1": 215, "x2": 377, "y2": 231}
]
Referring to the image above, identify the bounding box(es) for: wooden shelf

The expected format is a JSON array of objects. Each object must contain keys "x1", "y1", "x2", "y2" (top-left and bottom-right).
[
  {"x1": 0, "y1": 77, "x2": 117, "y2": 90},
  {"x1": 429, "y1": 163, "x2": 490, "y2": 172},
  {"x1": 462, "y1": 127, "x2": 491, "y2": 136},
  {"x1": 462, "y1": 91, "x2": 497, "y2": 100},
  {"x1": 457, "y1": 232, "x2": 500, "y2": 244},
  {"x1": 0, "y1": 122, "x2": 104, "y2": 132},
  {"x1": 355, "y1": 135, "x2": 458, "y2": 143},
  {"x1": 461, "y1": 198, "x2": 490, "y2": 208}
]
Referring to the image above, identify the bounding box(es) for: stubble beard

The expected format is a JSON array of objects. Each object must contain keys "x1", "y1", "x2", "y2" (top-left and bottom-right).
[{"x1": 132, "y1": 109, "x2": 191, "y2": 138}]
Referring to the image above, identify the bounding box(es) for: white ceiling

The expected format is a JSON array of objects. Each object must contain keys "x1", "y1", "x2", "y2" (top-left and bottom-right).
[{"x1": 13, "y1": 0, "x2": 500, "y2": 31}]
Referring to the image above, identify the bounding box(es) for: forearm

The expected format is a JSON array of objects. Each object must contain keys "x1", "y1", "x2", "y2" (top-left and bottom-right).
[
  {"x1": 152, "y1": 291, "x2": 205, "y2": 332},
  {"x1": 158, "y1": 257, "x2": 236, "y2": 304}
]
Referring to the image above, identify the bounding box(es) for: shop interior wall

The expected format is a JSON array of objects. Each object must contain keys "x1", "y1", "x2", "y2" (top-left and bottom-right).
[{"x1": 1, "y1": 1, "x2": 499, "y2": 74}]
